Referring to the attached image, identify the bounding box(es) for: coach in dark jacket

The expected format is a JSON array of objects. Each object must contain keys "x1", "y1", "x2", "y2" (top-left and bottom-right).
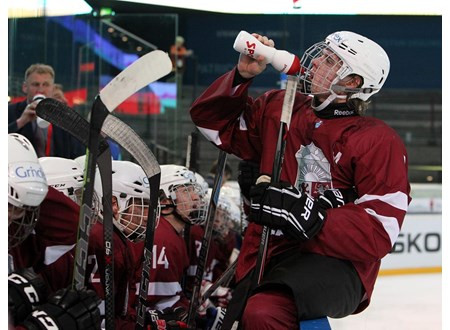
[{"x1": 8, "y1": 64, "x2": 56, "y2": 156}]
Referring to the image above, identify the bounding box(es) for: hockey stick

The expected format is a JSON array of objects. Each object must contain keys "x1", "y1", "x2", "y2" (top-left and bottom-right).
[
  {"x1": 36, "y1": 98, "x2": 115, "y2": 329},
  {"x1": 182, "y1": 131, "x2": 199, "y2": 291},
  {"x1": 185, "y1": 130, "x2": 199, "y2": 172},
  {"x1": 72, "y1": 49, "x2": 171, "y2": 296},
  {"x1": 253, "y1": 75, "x2": 298, "y2": 284},
  {"x1": 186, "y1": 150, "x2": 228, "y2": 328},
  {"x1": 37, "y1": 99, "x2": 164, "y2": 329},
  {"x1": 252, "y1": 75, "x2": 297, "y2": 284},
  {"x1": 227, "y1": 75, "x2": 298, "y2": 329},
  {"x1": 101, "y1": 115, "x2": 161, "y2": 330},
  {"x1": 200, "y1": 258, "x2": 237, "y2": 304}
]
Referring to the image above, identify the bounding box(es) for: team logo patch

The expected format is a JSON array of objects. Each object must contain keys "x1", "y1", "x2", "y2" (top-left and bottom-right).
[{"x1": 294, "y1": 142, "x2": 331, "y2": 197}]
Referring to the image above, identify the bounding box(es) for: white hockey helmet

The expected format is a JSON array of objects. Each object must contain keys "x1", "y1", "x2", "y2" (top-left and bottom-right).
[
  {"x1": 39, "y1": 157, "x2": 84, "y2": 205},
  {"x1": 160, "y1": 164, "x2": 207, "y2": 225},
  {"x1": 299, "y1": 31, "x2": 390, "y2": 109},
  {"x1": 194, "y1": 172, "x2": 209, "y2": 195},
  {"x1": 204, "y1": 189, "x2": 239, "y2": 239},
  {"x1": 8, "y1": 134, "x2": 48, "y2": 248},
  {"x1": 221, "y1": 181, "x2": 243, "y2": 208},
  {"x1": 95, "y1": 160, "x2": 152, "y2": 242},
  {"x1": 74, "y1": 154, "x2": 87, "y2": 171}
]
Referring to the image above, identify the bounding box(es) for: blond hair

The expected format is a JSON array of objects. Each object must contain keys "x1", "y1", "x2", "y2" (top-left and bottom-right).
[{"x1": 24, "y1": 63, "x2": 55, "y2": 81}]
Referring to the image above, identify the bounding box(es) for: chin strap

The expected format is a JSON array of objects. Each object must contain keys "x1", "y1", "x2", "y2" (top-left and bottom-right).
[
  {"x1": 312, "y1": 89, "x2": 347, "y2": 111},
  {"x1": 161, "y1": 202, "x2": 192, "y2": 225},
  {"x1": 160, "y1": 202, "x2": 176, "y2": 216},
  {"x1": 311, "y1": 75, "x2": 348, "y2": 111}
]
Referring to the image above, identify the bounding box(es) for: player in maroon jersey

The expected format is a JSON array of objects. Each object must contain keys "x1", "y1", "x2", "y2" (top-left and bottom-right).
[
  {"x1": 85, "y1": 160, "x2": 151, "y2": 328},
  {"x1": 131, "y1": 164, "x2": 207, "y2": 328},
  {"x1": 199, "y1": 189, "x2": 239, "y2": 314},
  {"x1": 8, "y1": 133, "x2": 100, "y2": 329},
  {"x1": 190, "y1": 31, "x2": 411, "y2": 329}
]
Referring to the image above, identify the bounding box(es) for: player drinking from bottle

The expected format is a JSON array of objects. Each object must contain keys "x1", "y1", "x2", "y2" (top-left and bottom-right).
[{"x1": 190, "y1": 31, "x2": 411, "y2": 329}]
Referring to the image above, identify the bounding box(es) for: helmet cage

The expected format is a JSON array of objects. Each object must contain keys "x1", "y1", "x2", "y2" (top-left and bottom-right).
[
  {"x1": 94, "y1": 160, "x2": 152, "y2": 242},
  {"x1": 299, "y1": 41, "x2": 348, "y2": 99},
  {"x1": 212, "y1": 201, "x2": 234, "y2": 239},
  {"x1": 116, "y1": 196, "x2": 156, "y2": 243},
  {"x1": 8, "y1": 204, "x2": 39, "y2": 249},
  {"x1": 166, "y1": 183, "x2": 207, "y2": 225}
]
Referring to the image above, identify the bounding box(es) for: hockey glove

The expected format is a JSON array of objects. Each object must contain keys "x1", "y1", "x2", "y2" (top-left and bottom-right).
[
  {"x1": 317, "y1": 188, "x2": 358, "y2": 209},
  {"x1": 250, "y1": 182, "x2": 326, "y2": 241},
  {"x1": 146, "y1": 306, "x2": 189, "y2": 329},
  {"x1": 8, "y1": 268, "x2": 48, "y2": 326},
  {"x1": 238, "y1": 160, "x2": 260, "y2": 202},
  {"x1": 200, "y1": 280, "x2": 232, "y2": 309},
  {"x1": 195, "y1": 307, "x2": 226, "y2": 330},
  {"x1": 22, "y1": 287, "x2": 101, "y2": 330}
]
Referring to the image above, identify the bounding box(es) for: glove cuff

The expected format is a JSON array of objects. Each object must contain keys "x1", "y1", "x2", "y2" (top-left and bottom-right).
[{"x1": 255, "y1": 175, "x2": 271, "y2": 185}]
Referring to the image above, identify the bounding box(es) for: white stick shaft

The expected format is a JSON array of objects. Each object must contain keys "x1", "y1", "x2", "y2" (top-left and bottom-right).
[{"x1": 280, "y1": 75, "x2": 298, "y2": 125}]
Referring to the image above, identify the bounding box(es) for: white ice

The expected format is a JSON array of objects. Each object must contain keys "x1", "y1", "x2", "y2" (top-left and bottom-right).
[{"x1": 329, "y1": 273, "x2": 442, "y2": 330}]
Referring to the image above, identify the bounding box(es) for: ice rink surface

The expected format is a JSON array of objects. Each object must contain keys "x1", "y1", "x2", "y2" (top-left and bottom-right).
[{"x1": 328, "y1": 273, "x2": 442, "y2": 330}]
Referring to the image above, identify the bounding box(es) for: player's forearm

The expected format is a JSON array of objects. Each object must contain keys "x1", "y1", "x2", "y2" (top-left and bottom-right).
[{"x1": 190, "y1": 68, "x2": 262, "y2": 161}]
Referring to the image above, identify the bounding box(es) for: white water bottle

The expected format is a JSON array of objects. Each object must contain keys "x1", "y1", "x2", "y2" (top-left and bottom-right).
[
  {"x1": 233, "y1": 30, "x2": 300, "y2": 75},
  {"x1": 33, "y1": 94, "x2": 50, "y2": 129}
]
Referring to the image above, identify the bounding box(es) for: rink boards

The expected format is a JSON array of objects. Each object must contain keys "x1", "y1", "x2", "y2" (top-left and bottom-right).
[{"x1": 380, "y1": 183, "x2": 442, "y2": 275}]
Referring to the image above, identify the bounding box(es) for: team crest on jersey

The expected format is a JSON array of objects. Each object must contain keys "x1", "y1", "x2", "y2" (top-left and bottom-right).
[{"x1": 294, "y1": 142, "x2": 331, "y2": 197}]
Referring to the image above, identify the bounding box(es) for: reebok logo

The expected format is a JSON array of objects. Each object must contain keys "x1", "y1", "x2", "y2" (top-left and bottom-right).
[{"x1": 334, "y1": 109, "x2": 354, "y2": 116}]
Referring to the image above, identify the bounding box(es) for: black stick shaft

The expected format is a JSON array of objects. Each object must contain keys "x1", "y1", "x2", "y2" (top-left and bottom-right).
[{"x1": 186, "y1": 150, "x2": 228, "y2": 327}]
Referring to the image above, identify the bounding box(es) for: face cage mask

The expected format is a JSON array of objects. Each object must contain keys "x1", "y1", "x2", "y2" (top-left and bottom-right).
[
  {"x1": 299, "y1": 42, "x2": 350, "y2": 110},
  {"x1": 170, "y1": 183, "x2": 207, "y2": 225},
  {"x1": 213, "y1": 207, "x2": 231, "y2": 240},
  {"x1": 69, "y1": 187, "x2": 83, "y2": 206},
  {"x1": 116, "y1": 197, "x2": 157, "y2": 243},
  {"x1": 8, "y1": 204, "x2": 39, "y2": 249},
  {"x1": 78, "y1": 189, "x2": 100, "y2": 225}
]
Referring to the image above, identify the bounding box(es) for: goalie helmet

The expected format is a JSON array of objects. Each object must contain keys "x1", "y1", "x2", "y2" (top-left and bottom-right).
[
  {"x1": 299, "y1": 31, "x2": 390, "y2": 110},
  {"x1": 160, "y1": 164, "x2": 207, "y2": 225},
  {"x1": 8, "y1": 133, "x2": 48, "y2": 248},
  {"x1": 39, "y1": 157, "x2": 84, "y2": 205},
  {"x1": 95, "y1": 160, "x2": 152, "y2": 243}
]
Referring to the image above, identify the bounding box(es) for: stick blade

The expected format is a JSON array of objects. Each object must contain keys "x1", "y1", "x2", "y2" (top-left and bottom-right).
[{"x1": 100, "y1": 49, "x2": 172, "y2": 112}]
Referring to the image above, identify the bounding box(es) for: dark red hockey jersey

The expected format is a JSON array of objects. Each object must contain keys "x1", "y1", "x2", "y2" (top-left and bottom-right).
[
  {"x1": 132, "y1": 216, "x2": 190, "y2": 311},
  {"x1": 8, "y1": 187, "x2": 79, "y2": 292},
  {"x1": 86, "y1": 222, "x2": 139, "y2": 327},
  {"x1": 190, "y1": 68, "x2": 411, "y2": 313}
]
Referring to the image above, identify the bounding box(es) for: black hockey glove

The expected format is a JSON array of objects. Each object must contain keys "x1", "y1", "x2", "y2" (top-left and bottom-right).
[
  {"x1": 317, "y1": 188, "x2": 358, "y2": 209},
  {"x1": 8, "y1": 268, "x2": 48, "y2": 326},
  {"x1": 22, "y1": 287, "x2": 101, "y2": 330},
  {"x1": 250, "y1": 182, "x2": 327, "y2": 241},
  {"x1": 146, "y1": 306, "x2": 189, "y2": 329},
  {"x1": 238, "y1": 160, "x2": 260, "y2": 202}
]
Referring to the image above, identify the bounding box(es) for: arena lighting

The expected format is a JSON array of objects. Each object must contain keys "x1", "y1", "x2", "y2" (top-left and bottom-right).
[
  {"x1": 8, "y1": 0, "x2": 92, "y2": 18},
  {"x1": 115, "y1": 0, "x2": 441, "y2": 15}
]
